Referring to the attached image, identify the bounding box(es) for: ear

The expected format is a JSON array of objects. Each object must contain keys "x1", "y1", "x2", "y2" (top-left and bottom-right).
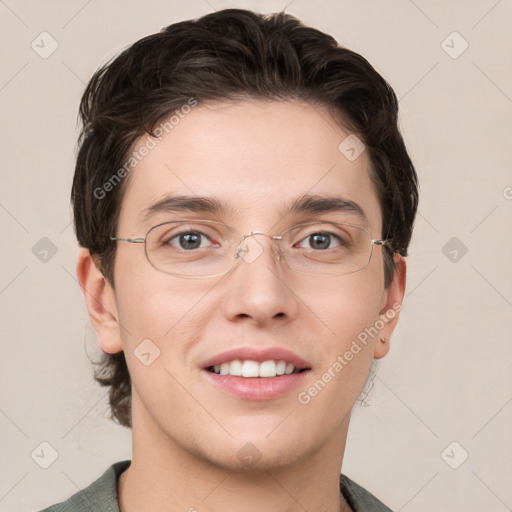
[
  {"x1": 76, "y1": 248, "x2": 123, "y2": 354},
  {"x1": 373, "y1": 254, "x2": 406, "y2": 359}
]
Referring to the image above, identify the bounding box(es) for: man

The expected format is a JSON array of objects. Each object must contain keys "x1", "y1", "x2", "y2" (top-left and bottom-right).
[{"x1": 42, "y1": 8, "x2": 418, "y2": 511}]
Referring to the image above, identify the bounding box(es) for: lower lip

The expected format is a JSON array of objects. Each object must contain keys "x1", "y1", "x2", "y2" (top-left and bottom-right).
[{"x1": 202, "y1": 369, "x2": 311, "y2": 400}]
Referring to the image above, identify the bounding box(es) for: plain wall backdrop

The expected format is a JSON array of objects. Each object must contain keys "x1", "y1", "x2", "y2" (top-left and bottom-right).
[{"x1": 1, "y1": 0, "x2": 511, "y2": 511}]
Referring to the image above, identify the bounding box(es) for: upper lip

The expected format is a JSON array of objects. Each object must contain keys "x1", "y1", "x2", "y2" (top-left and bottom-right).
[{"x1": 202, "y1": 347, "x2": 310, "y2": 370}]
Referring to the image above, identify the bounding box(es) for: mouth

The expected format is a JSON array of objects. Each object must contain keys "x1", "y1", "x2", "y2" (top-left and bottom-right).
[{"x1": 201, "y1": 348, "x2": 311, "y2": 400}]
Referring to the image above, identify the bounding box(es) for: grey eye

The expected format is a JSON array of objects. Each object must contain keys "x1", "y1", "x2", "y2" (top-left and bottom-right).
[
  {"x1": 168, "y1": 231, "x2": 211, "y2": 250},
  {"x1": 299, "y1": 232, "x2": 341, "y2": 250}
]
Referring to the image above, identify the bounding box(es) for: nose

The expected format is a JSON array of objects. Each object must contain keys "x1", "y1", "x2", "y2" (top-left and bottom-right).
[{"x1": 221, "y1": 233, "x2": 299, "y2": 327}]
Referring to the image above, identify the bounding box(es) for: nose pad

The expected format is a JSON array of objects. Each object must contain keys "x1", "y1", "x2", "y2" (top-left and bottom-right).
[
  {"x1": 236, "y1": 236, "x2": 264, "y2": 264},
  {"x1": 235, "y1": 235, "x2": 281, "y2": 265}
]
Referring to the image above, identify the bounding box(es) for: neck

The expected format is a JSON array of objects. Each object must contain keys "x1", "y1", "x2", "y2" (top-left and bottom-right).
[{"x1": 118, "y1": 397, "x2": 352, "y2": 512}]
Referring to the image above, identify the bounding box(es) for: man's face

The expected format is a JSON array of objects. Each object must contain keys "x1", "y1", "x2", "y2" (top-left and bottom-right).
[{"x1": 107, "y1": 100, "x2": 402, "y2": 470}]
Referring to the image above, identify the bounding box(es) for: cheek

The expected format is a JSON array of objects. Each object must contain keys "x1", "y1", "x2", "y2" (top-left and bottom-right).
[
  {"x1": 112, "y1": 273, "x2": 212, "y2": 415},
  {"x1": 295, "y1": 268, "x2": 383, "y2": 402},
  {"x1": 113, "y1": 248, "x2": 201, "y2": 336},
  {"x1": 299, "y1": 263, "x2": 384, "y2": 344},
  {"x1": 115, "y1": 277, "x2": 212, "y2": 347},
  {"x1": 113, "y1": 250, "x2": 223, "y2": 378}
]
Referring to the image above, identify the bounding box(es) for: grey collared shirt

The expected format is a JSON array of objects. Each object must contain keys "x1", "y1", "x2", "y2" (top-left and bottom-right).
[{"x1": 39, "y1": 460, "x2": 393, "y2": 512}]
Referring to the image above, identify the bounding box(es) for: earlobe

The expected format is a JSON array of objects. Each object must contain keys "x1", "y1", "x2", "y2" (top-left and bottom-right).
[
  {"x1": 374, "y1": 254, "x2": 406, "y2": 359},
  {"x1": 76, "y1": 248, "x2": 123, "y2": 354}
]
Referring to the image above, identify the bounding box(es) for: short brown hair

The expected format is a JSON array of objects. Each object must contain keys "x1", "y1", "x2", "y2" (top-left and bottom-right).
[{"x1": 73, "y1": 8, "x2": 419, "y2": 427}]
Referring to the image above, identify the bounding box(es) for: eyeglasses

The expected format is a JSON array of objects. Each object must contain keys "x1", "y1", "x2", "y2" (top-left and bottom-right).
[{"x1": 110, "y1": 219, "x2": 391, "y2": 279}]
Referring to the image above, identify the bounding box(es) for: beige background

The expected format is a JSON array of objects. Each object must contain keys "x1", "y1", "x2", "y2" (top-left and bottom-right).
[{"x1": 1, "y1": 0, "x2": 511, "y2": 510}]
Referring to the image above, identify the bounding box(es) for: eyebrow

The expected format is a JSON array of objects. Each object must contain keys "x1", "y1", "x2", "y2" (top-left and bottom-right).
[
  {"x1": 285, "y1": 194, "x2": 368, "y2": 227},
  {"x1": 141, "y1": 193, "x2": 368, "y2": 227},
  {"x1": 142, "y1": 195, "x2": 239, "y2": 223}
]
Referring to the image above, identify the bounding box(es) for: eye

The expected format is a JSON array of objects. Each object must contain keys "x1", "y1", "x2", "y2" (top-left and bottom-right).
[
  {"x1": 166, "y1": 230, "x2": 214, "y2": 250},
  {"x1": 297, "y1": 232, "x2": 343, "y2": 250}
]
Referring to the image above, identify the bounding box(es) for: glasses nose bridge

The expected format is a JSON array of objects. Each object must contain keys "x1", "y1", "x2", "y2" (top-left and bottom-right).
[
  {"x1": 240, "y1": 230, "x2": 282, "y2": 241},
  {"x1": 237, "y1": 230, "x2": 283, "y2": 260}
]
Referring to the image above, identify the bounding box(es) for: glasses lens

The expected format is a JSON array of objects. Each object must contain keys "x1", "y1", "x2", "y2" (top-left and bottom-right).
[
  {"x1": 144, "y1": 220, "x2": 374, "y2": 278},
  {"x1": 281, "y1": 222, "x2": 373, "y2": 275},
  {"x1": 145, "y1": 220, "x2": 237, "y2": 277}
]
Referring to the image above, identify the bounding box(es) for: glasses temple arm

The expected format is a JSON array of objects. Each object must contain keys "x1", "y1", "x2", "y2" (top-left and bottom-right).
[{"x1": 110, "y1": 237, "x2": 145, "y2": 244}]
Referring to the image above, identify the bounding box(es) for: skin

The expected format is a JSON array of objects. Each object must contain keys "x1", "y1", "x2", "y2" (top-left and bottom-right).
[{"x1": 77, "y1": 99, "x2": 406, "y2": 512}]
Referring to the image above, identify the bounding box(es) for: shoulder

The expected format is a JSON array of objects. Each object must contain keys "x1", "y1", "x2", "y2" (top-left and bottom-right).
[
  {"x1": 37, "y1": 460, "x2": 131, "y2": 512},
  {"x1": 340, "y1": 473, "x2": 394, "y2": 512}
]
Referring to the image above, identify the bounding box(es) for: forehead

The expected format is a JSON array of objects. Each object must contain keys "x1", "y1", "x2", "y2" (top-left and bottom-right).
[{"x1": 118, "y1": 100, "x2": 381, "y2": 233}]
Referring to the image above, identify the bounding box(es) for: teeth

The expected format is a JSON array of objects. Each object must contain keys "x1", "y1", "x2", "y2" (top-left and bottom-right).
[
  {"x1": 242, "y1": 360, "x2": 259, "y2": 377},
  {"x1": 210, "y1": 359, "x2": 300, "y2": 378},
  {"x1": 229, "y1": 359, "x2": 243, "y2": 376},
  {"x1": 259, "y1": 360, "x2": 276, "y2": 377},
  {"x1": 276, "y1": 360, "x2": 286, "y2": 375}
]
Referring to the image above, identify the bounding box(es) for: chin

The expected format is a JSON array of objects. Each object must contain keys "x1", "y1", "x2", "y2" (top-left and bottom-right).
[
  {"x1": 188, "y1": 431, "x2": 315, "y2": 474},
  {"x1": 210, "y1": 446, "x2": 305, "y2": 474}
]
